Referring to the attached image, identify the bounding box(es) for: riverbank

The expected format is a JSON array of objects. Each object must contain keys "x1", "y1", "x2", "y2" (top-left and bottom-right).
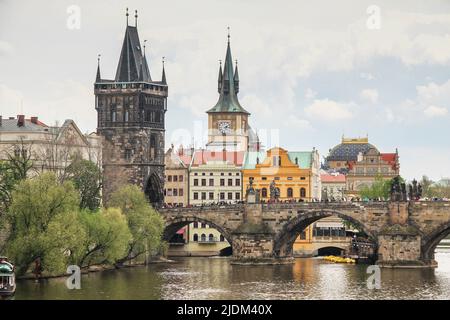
[{"x1": 17, "y1": 256, "x2": 176, "y2": 281}]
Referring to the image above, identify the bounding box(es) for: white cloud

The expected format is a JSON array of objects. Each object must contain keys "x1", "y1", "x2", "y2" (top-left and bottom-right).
[
  {"x1": 360, "y1": 89, "x2": 379, "y2": 104},
  {"x1": 0, "y1": 40, "x2": 14, "y2": 57},
  {"x1": 286, "y1": 114, "x2": 311, "y2": 130},
  {"x1": 424, "y1": 105, "x2": 448, "y2": 117},
  {"x1": 305, "y1": 88, "x2": 317, "y2": 100},
  {"x1": 305, "y1": 99, "x2": 354, "y2": 121},
  {"x1": 0, "y1": 84, "x2": 23, "y2": 114}
]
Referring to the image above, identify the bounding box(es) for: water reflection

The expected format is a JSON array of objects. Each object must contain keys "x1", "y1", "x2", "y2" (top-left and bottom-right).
[{"x1": 14, "y1": 252, "x2": 450, "y2": 300}]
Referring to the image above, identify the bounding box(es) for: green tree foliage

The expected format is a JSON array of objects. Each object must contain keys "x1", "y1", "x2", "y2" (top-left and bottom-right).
[
  {"x1": 66, "y1": 159, "x2": 102, "y2": 211},
  {"x1": 0, "y1": 144, "x2": 33, "y2": 214},
  {"x1": 359, "y1": 175, "x2": 405, "y2": 200},
  {"x1": 421, "y1": 177, "x2": 450, "y2": 199},
  {"x1": 75, "y1": 208, "x2": 131, "y2": 268},
  {"x1": 5, "y1": 173, "x2": 86, "y2": 275},
  {"x1": 108, "y1": 185, "x2": 164, "y2": 264}
]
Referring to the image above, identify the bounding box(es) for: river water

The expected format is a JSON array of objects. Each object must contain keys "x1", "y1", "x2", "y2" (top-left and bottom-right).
[{"x1": 13, "y1": 249, "x2": 450, "y2": 300}]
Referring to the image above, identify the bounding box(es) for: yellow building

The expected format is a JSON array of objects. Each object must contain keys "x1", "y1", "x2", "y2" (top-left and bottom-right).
[
  {"x1": 242, "y1": 147, "x2": 320, "y2": 201},
  {"x1": 242, "y1": 147, "x2": 321, "y2": 253}
]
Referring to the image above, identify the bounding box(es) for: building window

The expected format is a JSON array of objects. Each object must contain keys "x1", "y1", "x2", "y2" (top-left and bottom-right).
[
  {"x1": 300, "y1": 188, "x2": 306, "y2": 198},
  {"x1": 209, "y1": 179, "x2": 214, "y2": 186},
  {"x1": 208, "y1": 234, "x2": 214, "y2": 242},
  {"x1": 201, "y1": 192, "x2": 206, "y2": 200},
  {"x1": 167, "y1": 189, "x2": 173, "y2": 196},
  {"x1": 220, "y1": 192, "x2": 225, "y2": 200},
  {"x1": 287, "y1": 177, "x2": 293, "y2": 180},
  {"x1": 236, "y1": 192, "x2": 240, "y2": 200},
  {"x1": 261, "y1": 188, "x2": 267, "y2": 198},
  {"x1": 287, "y1": 188, "x2": 293, "y2": 197},
  {"x1": 173, "y1": 175, "x2": 178, "y2": 182},
  {"x1": 201, "y1": 234, "x2": 206, "y2": 242},
  {"x1": 236, "y1": 173, "x2": 240, "y2": 176},
  {"x1": 125, "y1": 149, "x2": 132, "y2": 160},
  {"x1": 228, "y1": 192, "x2": 233, "y2": 200},
  {"x1": 194, "y1": 179, "x2": 198, "y2": 186},
  {"x1": 300, "y1": 177, "x2": 306, "y2": 180},
  {"x1": 173, "y1": 189, "x2": 178, "y2": 196},
  {"x1": 220, "y1": 235, "x2": 225, "y2": 242},
  {"x1": 202, "y1": 172, "x2": 205, "y2": 176},
  {"x1": 111, "y1": 110, "x2": 117, "y2": 122},
  {"x1": 193, "y1": 192, "x2": 198, "y2": 200},
  {"x1": 168, "y1": 175, "x2": 172, "y2": 182},
  {"x1": 179, "y1": 175, "x2": 183, "y2": 182},
  {"x1": 201, "y1": 223, "x2": 207, "y2": 228},
  {"x1": 209, "y1": 192, "x2": 214, "y2": 200},
  {"x1": 150, "y1": 134, "x2": 157, "y2": 160},
  {"x1": 193, "y1": 222, "x2": 198, "y2": 228},
  {"x1": 220, "y1": 179, "x2": 225, "y2": 186},
  {"x1": 262, "y1": 177, "x2": 267, "y2": 181},
  {"x1": 193, "y1": 234, "x2": 198, "y2": 242},
  {"x1": 236, "y1": 179, "x2": 240, "y2": 186},
  {"x1": 228, "y1": 179, "x2": 233, "y2": 186},
  {"x1": 124, "y1": 110, "x2": 129, "y2": 122},
  {"x1": 179, "y1": 189, "x2": 183, "y2": 196},
  {"x1": 300, "y1": 231, "x2": 306, "y2": 240},
  {"x1": 201, "y1": 179, "x2": 206, "y2": 186}
]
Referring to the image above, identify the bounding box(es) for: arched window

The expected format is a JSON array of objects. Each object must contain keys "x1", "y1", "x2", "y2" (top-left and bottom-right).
[
  {"x1": 201, "y1": 234, "x2": 206, "y2": 242},
  {"x1": 201, "y1": 223, "x2": 206, "y2": 228},
  {"x1": 300, "y1": 187, "x2": 306, "y2": 198},
  {"x1": 287, "y1": 188, "x2": 293, "y2": 197},
  {"x1": 150, "y1": 134, "x2": 157, "y2": 160},
  {"x1": 209, "y1": 234, "x2": 214, "y2": 242},
  {"x1": 220, "y1": 235, "x2": 225, "y2": 242},
  {"x1": 193, "y1": 234, "x2": 198, "y2": 242},
  {"x1": 261, "y1": 188, "x2": 267, "y2": 198}
]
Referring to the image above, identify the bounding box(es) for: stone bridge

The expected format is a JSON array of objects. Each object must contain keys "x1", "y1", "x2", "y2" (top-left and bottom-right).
[{"x1": 158, "y1": 201, "x2": 450, "y2": 267}]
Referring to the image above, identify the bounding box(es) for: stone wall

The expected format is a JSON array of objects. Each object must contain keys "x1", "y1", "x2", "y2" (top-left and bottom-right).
[
  {"x1": 231, "y1": 233, "x2": 274, "y2": 259},
  {"x1": 377, "y1": 234, "x2": 423, "y2": 266}
]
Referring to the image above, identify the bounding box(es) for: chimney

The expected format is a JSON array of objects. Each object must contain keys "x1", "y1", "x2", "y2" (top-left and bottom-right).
[
  {"x1": 31, "y1": 116, "x2": 38, "y2": 124},
  {"x1": 17, "y1": 115, "x2": 25, "y2": 127}
]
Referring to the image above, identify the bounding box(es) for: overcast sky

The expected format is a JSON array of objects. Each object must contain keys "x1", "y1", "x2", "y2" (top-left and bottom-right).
[{"x1": 1, "y1": 0, "x2": 450, "y2": 181}]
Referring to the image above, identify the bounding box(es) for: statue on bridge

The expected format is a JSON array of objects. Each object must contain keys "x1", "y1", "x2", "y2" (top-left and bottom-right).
[
  {"x1": 408, "y1": 179, "x2": 423, "y2": 201},
  {"x1": 270, "y1": 180, "x2": 280, "y2": 202},
  {"x1": 390, "y1": 176, "x2": 407, "y2": 202}
]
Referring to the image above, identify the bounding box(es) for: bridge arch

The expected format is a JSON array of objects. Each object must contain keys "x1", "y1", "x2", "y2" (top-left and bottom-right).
[
  {"x1": 421, "y1": 221, "x2": 450, "y2": 264},
  {"x1": 162, "y1": 215, "x2": 233, "y2": 244},
  {"x1": 273, "y1": 209, "x2": 377, "y2": 258}
]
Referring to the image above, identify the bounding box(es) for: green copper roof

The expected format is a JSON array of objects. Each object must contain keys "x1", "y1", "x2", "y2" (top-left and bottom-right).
[
  {"x1": 242, "y1": 151, "x2": 266, "y2": 169},
  {"x1": 287, "y1": 152, "x2": 313, "y2": 169},
  {"x1": 207, "y1": 39, "x2": 249, "y2": 114}
]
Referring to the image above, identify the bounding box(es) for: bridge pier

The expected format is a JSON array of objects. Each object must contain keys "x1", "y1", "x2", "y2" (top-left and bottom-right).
[{"x1": 376, "y1": 202, "x2": 435, "y2": 268}]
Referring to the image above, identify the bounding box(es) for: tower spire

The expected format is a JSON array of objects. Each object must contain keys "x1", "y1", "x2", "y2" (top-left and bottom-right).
[
  {"x1": 161, "y1": 57, "x2": 167, "y2": 84},
  {"x1": 126, "y1": 8, "x2": 129, "y2": 26},
  {"x1": 135, "y1": 10, "x2": 138, "y2": 27},
  {"x1": 96, "y1": 54, "x2": 101, "y2": 82},
  {"x1": 218, "y1": 60, "x2": 223, "y2": 93},
  {"x1": 234, "y1": 59, "x2": 239, "y2": 93}
]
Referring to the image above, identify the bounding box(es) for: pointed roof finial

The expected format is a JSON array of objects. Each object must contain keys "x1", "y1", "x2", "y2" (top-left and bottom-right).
[
  {"x1": 227, "y1": 26, "x2": 230, "y2": 43},
  {"x1": 135, "y1": 10, "x2": 138, "y2": 27},
  {"x1": 161, "y1": 56, "x2": 167, "y2": 84},
  {"x1": 143, "y1": 39, "x2": 147, "y2": 57},
  {"x1": 126, "y1": 7, "x2": 129, "y2": 26},
  {"x1": 96, "y1": 54, "x2": 101, "y2": 82}
]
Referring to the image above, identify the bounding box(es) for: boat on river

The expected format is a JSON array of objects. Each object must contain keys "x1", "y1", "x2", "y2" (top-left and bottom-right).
[{"x1": 0, "y1": 256, "x2": 16, "y2": 298}]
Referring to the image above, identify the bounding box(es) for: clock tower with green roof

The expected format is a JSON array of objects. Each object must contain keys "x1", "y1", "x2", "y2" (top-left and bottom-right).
[{"x1": 206, "y1": 33, "x2": 259, "y2": 152}]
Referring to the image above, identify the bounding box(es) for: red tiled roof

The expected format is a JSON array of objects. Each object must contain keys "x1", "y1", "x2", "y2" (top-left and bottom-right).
[
  {"x1": 381, "y1": 153, "x2": 398, "y2": 169},
  {"x1": 178, "y1": 155, "x2": 193, "y2": 166},
  {"x1": 191, "y1": 150, "x2": 245, "y2": 166},
  {"x1": 321, "y1": 174, "x2": 346, "y2": 183}
]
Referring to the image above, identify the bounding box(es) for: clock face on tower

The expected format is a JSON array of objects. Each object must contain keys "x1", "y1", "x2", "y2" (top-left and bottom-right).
[{"x1": 218, "y1": 121, "x2": 232, "y2": 134}]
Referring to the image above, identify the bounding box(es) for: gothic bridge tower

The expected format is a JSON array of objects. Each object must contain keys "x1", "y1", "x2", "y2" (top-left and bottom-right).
[{"x1": 94, "y1": 9, "x2": 168, "y2": 204}]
